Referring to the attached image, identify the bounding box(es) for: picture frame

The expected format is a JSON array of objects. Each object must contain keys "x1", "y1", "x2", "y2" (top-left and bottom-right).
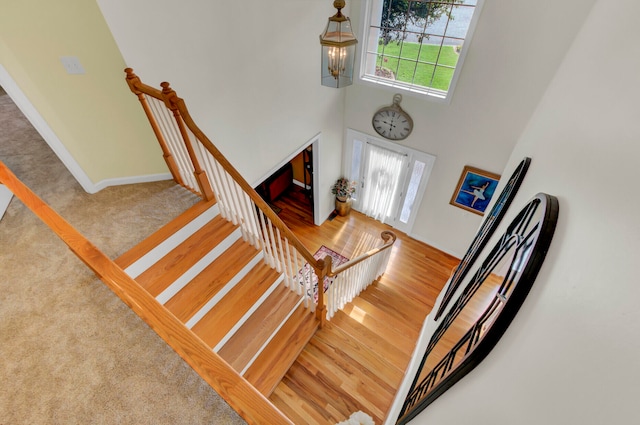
[{"x1": 450, "y1": 166, "x2": 501, "y2": 215}]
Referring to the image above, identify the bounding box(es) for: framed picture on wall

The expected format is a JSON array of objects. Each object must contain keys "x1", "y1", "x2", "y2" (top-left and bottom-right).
[{"x1": 450, "y1": 166, "x2": 501, "y2": 215}]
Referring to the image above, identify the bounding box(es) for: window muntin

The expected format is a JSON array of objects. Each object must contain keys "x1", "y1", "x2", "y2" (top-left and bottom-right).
[{"x1": 360, "y1": 0, "x2": 481, "y2": 100}]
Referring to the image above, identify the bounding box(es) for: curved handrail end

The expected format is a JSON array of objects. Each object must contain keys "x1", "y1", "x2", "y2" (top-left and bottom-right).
[{"x1": 327, "y1": 230, "x2": 397, "y2": 277}]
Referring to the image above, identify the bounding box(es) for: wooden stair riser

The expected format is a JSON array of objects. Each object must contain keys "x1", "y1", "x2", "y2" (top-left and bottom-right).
[
  {"x1": 115, "y1": 200, "x2": 218, "y2": 270},
  {"x1": 209, "y1": 274, "x2": 285, "y2": 351},
  {"x1": 155, "y1": 227, "x2": 243, "y2": 304},
  {"x1": 137, "y1": 216, "x2": 238, "y2": 297},
  {"x1": 164, "y1": 238, "x2": 260, "y2": 322},
  {"x1": 244, "y1": 304, "x2": 319, "y2": 396},
  {"x1": 239, "y1": 298, "x2": 305, "y2": 376},
  {"x1": 185, "y1": 254, "x2": 271, "y2": 331},
  {"x1": 217, "y1": 285, "x2": 302, "y2": 371},
  {"x1": 187, "y1": 261, "x2": 281, "y2": 351}
]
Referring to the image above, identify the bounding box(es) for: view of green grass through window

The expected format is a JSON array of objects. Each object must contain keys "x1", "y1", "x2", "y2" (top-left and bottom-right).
[
  {"x1": 375, "y1": 42, "x2": 459, "y2": 92},
  {"x1": 362, "y1": 0, "x2": 479, "y2": 97}
]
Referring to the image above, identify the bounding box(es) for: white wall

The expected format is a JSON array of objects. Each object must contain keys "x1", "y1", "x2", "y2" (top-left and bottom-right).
[
  {"x1": 96, "y1": 0, "x2": 350, "y2": 221},
  {"x1": 346, "y1": 0, "x2": 596, "y2": 256},
  {"x1": 410, "y1": 0, "x2": 640, "y2": 423},
  {"x1": 0, "y1": 185, "x2": 12, "y2": 220}
]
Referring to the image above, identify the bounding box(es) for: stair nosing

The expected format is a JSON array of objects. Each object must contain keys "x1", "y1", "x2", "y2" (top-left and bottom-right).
[
  {"x1": 212, "y1": 273, "x2": 285, "y2": 352},
  {"x1": 124, "y1": 203, "x2": 220, "y2": 278},
  {"x1": 155, "y1": 227, "x2": 242, "y2": 304},
  {"x1": 185, "y1": 251, "x2": 265, "y2": 329}
]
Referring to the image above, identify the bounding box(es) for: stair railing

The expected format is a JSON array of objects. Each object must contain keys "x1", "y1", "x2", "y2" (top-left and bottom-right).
[
  {"x1": 124, "y1": 68, "x2": 395, "y2": 324},
  {"x1": 0, "y1": 161, "x2": 293, "y2": 425},
  {"x1": 325, "y1": 230, "x2": 396, "y2": 319}
]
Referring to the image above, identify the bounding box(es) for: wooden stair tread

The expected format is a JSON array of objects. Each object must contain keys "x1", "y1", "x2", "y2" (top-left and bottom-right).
[
  {"x1": 342, "y1": 297, "x2": 417, "y2": 353},
  {"x1": 244, "y1": 304, "x2": 319, "y2": 396},
  {"x1": 358, "y1": 284, "x2": 427, "y2": 330},
  {"x1": 136, "y1": 215, "x2": 237, "y2": 297},
  {"x1": 115, "y1": 199, "x2": 216, "y2": 269},
  {"x1": 269, "y1": 383, "x2": 331, "y2": 425},
  {"x1": 192, "y1": 261, "x2": 282, "y2": 348},
  {"x1": 274, "y1": 359, "x2": 376, "y2": 424},
  {"x1": 218, "y1": 286, "x2": 301, "y2": 371},
  {"x1": 313, "y1": 322, "x2": 404, "y2": 388},
  {"x1": 164, "y1": 239, "x2": 260, "y2": 323},
  {"x1": 270, "y1": 321, "x2": 399, "y2": 425},
  {"x1": 329, "y1": 310, "x2": 410, "y2": 371}
]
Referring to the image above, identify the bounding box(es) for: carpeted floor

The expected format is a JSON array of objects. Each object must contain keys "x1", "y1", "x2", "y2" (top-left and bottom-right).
[{"x1": 0, "y1": 86, "x2": 247, "y2": 424}]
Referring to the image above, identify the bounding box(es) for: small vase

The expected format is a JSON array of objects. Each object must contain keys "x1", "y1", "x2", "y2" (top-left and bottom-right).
[{"x1": 335, "y1": 196, "x2": 352, "y2": 216}]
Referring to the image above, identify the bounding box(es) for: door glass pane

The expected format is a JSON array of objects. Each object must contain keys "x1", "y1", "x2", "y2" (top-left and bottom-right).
[
  {"x1": 347, "y1": 129, "x2": 436, "y2": 234},
  {"x1": 350, "y1": 139, "x2": 363, "y2": 201},
  {"x1": 360, "y1": 143, "x2": 407, "y2": 223},
  {"x1": 400, "y1": 160, "x2": 425, "y2": 223}
]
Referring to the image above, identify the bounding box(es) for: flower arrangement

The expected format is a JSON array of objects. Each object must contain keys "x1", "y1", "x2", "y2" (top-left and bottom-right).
[{"x1": 331, "y1": 177, "x2": 357, "y2": 199}]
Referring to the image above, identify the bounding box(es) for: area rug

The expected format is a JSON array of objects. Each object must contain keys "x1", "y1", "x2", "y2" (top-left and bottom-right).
[{"x1": 297, "y1": 245, "x2": 349, "y2": 301}]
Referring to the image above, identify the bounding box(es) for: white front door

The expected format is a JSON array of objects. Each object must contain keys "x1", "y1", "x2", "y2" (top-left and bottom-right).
[{"x1": 345, "y1": 129, "x2": 435, "y2": 234}]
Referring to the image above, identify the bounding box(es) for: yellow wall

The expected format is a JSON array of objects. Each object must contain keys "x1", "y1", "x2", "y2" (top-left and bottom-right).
[{"x1": 0, "y1": 0, "x2": 166, "y2": 186}]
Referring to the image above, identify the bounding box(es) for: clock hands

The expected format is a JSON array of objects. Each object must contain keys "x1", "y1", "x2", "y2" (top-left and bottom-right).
[{"x1": 375, "y1": 111, "x2": 398, "y2": 129}]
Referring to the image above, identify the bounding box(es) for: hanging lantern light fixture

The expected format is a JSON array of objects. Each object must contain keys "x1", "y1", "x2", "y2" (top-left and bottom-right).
[{"x1": 319, "y1": 0, "x2": 358, "y2": 88}]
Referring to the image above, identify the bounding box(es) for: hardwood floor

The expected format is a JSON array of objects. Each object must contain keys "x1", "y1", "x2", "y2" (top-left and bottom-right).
[{"x1": 271, "y1": 185, "x2": 459, "y2": 424}]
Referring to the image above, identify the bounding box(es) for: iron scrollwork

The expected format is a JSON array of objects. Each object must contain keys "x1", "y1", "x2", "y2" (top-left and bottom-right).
[
  {"x1": 398, "y1": 192, "x2": 559, "y2": 424},
  {"x1": 435, "y1": 158, "x2": 531, "y2": 320}
]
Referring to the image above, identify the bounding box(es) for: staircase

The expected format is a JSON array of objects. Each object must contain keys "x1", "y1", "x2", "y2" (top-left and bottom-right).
[
  {"x1": 115, "y1": 198, "x2": 319, "y2": 396},
  {"x1": 114, "y1": 68, "x2": 397, "y2": 423},
  {"x1": 0, "y1": 67, "x2": 400, "y2": 425}
]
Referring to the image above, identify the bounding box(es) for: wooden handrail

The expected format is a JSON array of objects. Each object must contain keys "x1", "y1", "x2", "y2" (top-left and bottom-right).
[
  {"x1": 161, "y1": 77, "x2": 331, "y2": 320},
  {"x1": 125, "y1": 68, "x2": 330, "y2": 321},
  {"x1": 124, "y1": 68, "x2": 396, "y2": 324},
  {"x1": 160, "y1": 81, "x2": 215, "y2": 201},
  {"x1": 0, "y1": 161, "x2": 293, "y2": 425},
  {"x1": 327, "y1": 230, "x2": 396, "y2": 277},
  {"x1": 125, "y1": 70, "x2": 316, "y2": 267}
]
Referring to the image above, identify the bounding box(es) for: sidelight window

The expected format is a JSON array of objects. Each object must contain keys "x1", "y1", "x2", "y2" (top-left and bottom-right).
[{"x1": 345, "y1": 129, "x2": 435, "y2": 234}]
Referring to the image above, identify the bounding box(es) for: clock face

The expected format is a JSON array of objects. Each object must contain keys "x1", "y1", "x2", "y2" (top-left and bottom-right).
[{"x1": 372, "y1": 108, "x2": 413, "y2": 140}]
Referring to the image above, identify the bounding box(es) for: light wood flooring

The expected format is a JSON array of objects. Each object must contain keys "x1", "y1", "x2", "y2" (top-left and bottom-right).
[{"x1": 270, "y1": 186, "x2": 459, "y2": 425}]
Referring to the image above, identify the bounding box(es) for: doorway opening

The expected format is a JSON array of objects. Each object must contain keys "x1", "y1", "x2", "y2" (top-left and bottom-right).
[
  {"x1": 254, "y1": 136, "x2": 319, "y2": 226},
  {"x1": 344, "y1": 129, "x2": 435, "y2": 234}
]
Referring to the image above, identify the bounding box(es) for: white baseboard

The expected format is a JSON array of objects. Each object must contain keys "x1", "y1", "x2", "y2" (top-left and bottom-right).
[
  {"x1": 0, "y1": 185, "x2": 13, "y2": 220},
  {"x1": 92, "y1": 172, "x2": 173, "y2": 192},
  {"x1": 0, "y1": 64, "x2": 98, "y2": 194},
  {"x1": 407, "y1": 231, "x2": 462, "y2": 260},
  {"x1": 0, "y1": 64, "x2": 174, "y2": 196},
  {"x1": 292, "y1": 179, "x2": 310, "y2": 190}
]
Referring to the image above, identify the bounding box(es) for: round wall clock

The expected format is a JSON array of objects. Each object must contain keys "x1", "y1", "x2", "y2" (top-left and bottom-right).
[{"x1": 372, "y1": 94, "x2": 413, "y2": 141}]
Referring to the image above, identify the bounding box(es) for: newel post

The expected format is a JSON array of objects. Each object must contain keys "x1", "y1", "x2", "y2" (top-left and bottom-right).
[
  {"x1": 124, "y1": 68, "x2": 184, "y2": 186},
  {"x1": 315, "y1": 256, "x2": 332, "y2": 328},
  {"x1": 159, "y1": 82, "x2": 215, "y2": 202}
]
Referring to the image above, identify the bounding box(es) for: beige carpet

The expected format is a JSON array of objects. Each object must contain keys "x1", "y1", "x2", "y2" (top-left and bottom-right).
[{"x1": 0, "y1": 86, "x2": 247, "y2": 424}]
